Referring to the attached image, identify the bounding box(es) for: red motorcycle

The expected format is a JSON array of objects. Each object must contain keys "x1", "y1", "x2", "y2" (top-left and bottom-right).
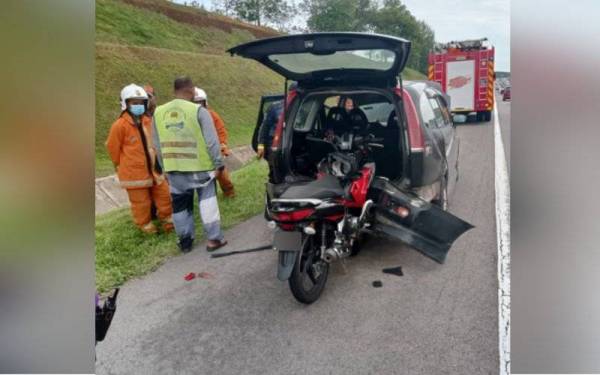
[{"x1": 267, "y1": 133, "x2": 471, "y2": 304}]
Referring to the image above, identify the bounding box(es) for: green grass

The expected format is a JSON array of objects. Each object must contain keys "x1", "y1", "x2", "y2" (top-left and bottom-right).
[
  {"x1": 96, "y1": 0, "x2": 259, "y2": 55},
  {"x1": 402, "y1": 67, "x2": 427, "y2": 80},
  {"x1": 95, "y1": 160, "x2": 268, "y2": 293}
]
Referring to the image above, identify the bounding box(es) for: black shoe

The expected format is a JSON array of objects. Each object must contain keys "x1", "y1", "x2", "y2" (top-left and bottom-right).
[
  {"x1": 206, "y1": 239, "x2": 228, "y2": 252},
  {"x1": 178, "y1": 236, "x2": 194, "y2": 253}
]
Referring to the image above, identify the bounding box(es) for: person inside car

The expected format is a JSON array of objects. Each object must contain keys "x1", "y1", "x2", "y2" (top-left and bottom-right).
[
  {"x1": 323, "y1": 97, "x2": 369, "y2": 150},
  {"x1": 343, "y1": 97, "x2": 355, "y2": 113},
  {"x1": 323, "y1": 106, "x2": 347, "y2": 143}
]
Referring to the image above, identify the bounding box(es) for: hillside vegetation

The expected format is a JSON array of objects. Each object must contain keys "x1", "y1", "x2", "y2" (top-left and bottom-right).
[
  {"x1": 95, "y1": 0, "x2": 282, "y2": 175},
  {"x1": 95, "y1": 0, "x2": 425, "y2": 176}
]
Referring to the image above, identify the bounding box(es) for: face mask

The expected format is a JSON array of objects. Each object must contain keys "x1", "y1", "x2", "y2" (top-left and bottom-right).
[{"x1": 129, "y1": 104, "x2": 145, "y2": 116}]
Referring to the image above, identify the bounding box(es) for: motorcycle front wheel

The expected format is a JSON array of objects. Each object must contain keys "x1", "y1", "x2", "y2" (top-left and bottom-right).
[{"x1": 289, "y1": 234, "x2": 329, "y2": 304}]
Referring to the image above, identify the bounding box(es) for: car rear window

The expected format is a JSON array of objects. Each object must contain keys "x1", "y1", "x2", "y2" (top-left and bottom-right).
[{"x1": 268, "y1": 49, "x2": 395, "y2": 74}]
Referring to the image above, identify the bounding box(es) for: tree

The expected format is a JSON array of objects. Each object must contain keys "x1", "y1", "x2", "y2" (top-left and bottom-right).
[
  {"x1": 231, "y1": 0, "x2": 295, "y2": 28},
  {"x1": 299, "y1": 0, "x2": 435, "y2": 73},
  {"x1": 368, "y1": 0, "x2": 434, "y2": 73},
  {"x1": 213, "y1": 0, "x2": 238, "y2": 16},
  {"x1": 301, "y1": 0, "x2": 377, "y2": 32}
]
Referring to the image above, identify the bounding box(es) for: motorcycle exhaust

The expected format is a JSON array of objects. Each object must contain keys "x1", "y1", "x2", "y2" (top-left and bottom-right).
[
  {"x1": 323, "y1": 247, "x2": 341, "y2": 263},
  {"x1": 323, "y1": 244, "x2": 353, "y2": 263}
]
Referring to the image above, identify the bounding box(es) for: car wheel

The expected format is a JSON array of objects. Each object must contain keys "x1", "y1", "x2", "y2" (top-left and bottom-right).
[{"x1": 484, "y1": 111, "x2": 492, "y2": 122}]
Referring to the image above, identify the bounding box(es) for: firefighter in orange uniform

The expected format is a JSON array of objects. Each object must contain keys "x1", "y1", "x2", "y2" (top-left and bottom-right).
[
  {"x1": 106, "y1": 84, "x2": 174, "y2": 233},
  {"x1": 193, "y1": 87, "x2": 235, "y2": 198}
]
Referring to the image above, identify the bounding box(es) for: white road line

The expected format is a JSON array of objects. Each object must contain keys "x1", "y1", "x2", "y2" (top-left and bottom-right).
[{"x1": 494, "y1": 103, "x2": 511, "y2": 375}]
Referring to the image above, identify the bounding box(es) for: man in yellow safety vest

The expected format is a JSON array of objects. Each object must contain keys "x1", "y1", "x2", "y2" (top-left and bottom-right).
[{"x1": 153, "y1": 76, "x2": 227, "y2": 253}]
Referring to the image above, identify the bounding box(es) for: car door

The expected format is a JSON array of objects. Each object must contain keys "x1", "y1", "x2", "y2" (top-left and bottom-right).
[
  {"x1": 434, "y1": 94, "x2": 460, "y2": 197},
  {"x1": 416, "y1": 91, "x2": 445, "y2": 185},
  {"x1": 251, "y1": 94, "x2": 284, "y2": 152},
  {"x1": 370, "y1": 177, "x2": 473, "y2": 263}
]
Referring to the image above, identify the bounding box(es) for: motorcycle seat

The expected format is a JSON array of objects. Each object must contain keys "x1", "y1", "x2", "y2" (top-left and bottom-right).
[{"x1": 279, "y1": 174, "x2": 345, "y2": 200}]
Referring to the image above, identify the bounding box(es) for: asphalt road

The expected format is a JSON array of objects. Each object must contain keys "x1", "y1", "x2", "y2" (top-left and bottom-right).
[{"x1": 97, "y1": 114, "x2": 502, "y2": 374}]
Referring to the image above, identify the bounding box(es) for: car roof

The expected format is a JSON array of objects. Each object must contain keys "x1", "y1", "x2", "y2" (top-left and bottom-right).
[{"x1": 404, "y1": 80, "x2": 441, "y2": 93}]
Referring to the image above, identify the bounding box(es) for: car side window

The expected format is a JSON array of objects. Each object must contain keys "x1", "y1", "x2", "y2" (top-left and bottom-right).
[
  {"x1": 359, "y1": 102, "x2": 393, "y2": 125},
  {"x1": 428, "y1": 97, "x2": 445, "y2": 128},
  {"x1": 293, "y1": 96, "x2": 321, "y2": 132},
  {"x1": 419, "y1": 93, "x2": 436, "y2": 129},
  {"x1": 436, "y1": 96, "x2": 452, "y2": 125}
]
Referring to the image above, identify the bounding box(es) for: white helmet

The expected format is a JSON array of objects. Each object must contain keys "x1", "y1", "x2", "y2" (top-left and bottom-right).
[
  {"x1": 120, "y1": 84, "x2": 148, "y2": 110},
  {"x1": 193, "y1": 87, "x2": 207, "y2": 103}
]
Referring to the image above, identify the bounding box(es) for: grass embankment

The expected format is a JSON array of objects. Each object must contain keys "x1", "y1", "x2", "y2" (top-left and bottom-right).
[
  {"x1": 402, "y1": 67, "x2": 427, "y2": 80},
  {"x1": 96, "y1": 0, "x2": 271, "y2": 55},
  {"x1": 95, "y1": 0, "x2": 282, "y2": 176},
  {"x1": 96, "y1": 160, "x2": 267, "y2": 293},
  {"x1": 95, "y1": 43, "x2": 281, "y2": 175}
]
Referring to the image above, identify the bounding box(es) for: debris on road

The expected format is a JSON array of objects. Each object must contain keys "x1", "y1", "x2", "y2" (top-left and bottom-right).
[
  {"x1": 382, "y1": 266, "x2": 403, "y2": 277},
  {"x1": 372, "y1": 280, "x2": 383, "y2": 288},
  {"x1": 210, "y1": 244, "x2": 272, "y2": 258},
  {"x1": 185, "y1": 272, "x2": 215, "y2": 281}
]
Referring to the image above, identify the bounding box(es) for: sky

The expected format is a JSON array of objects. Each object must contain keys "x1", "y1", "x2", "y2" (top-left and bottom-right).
[{"x1": 175, "y1": 0, "x2": 510, "y2": 72}]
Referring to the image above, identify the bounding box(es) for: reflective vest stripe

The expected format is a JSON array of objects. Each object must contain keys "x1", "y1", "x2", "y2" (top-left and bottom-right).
[
  {"x1": 155, "y1": 99, "x2": 214, "y2": 172},
  {"x1": 120, "y1": 178, "x2": 154, "y2": 188},
  {"x1": 162, "y1": 152, "x2": 198, "y2": 159},
  {"x1": 160, "y1": 141, "x2": 197, "y2": 148}
]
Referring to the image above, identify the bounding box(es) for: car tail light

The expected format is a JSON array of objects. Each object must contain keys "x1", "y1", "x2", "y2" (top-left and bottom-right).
[
  {"x1": 394, "y1": 205, "x2": 410, "y2": 218},
  {"x1": 395, "y1": 87, "x2": 425, "y2": 153},
  {"x1": 271, "y1": 88, "x2": 298, "y2": 150},
  {"x1": 272, "y1": 207, "x2": 315, "y2": 222}
]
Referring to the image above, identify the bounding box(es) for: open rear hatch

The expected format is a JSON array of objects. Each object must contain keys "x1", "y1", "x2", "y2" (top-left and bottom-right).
[{"x1": 228, "y1": 32, "x2": 410, "y2": 86}]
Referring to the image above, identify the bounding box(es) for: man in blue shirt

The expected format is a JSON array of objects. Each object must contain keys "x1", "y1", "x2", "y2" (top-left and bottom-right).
[{"x1": 256, "y1": 100, "x2": 284, "y2": 160}]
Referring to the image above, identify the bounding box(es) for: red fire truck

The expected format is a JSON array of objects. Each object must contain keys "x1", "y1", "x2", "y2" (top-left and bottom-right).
[{"x1": 428, "y1": 38, "x2": 495, "y2": 122}]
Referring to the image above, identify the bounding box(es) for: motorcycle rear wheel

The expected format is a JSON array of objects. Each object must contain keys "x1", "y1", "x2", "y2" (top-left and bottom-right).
[{"x1": 289, "y1": 234, "x2": 329, "y2": 304}]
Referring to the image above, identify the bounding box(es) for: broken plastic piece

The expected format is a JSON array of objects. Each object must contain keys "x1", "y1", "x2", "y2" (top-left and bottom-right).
[
  {"x1": 372, "y1": 280, "x2": 383, "y2": 288},
  {"x1": 382, "y1": 266, "x2": 403, "y2": 277},
  {"x1": 210, "y1": 244, "x2": 272, "y2": 258},
  {"x1": 184, "y1": 272, "x2": 196, "y2": 281}
]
